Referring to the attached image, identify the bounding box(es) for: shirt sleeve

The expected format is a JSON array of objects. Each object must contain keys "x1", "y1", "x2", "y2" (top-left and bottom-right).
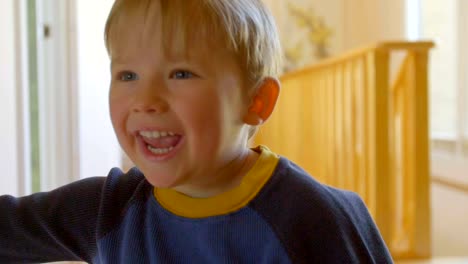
[
  {"x1": 0, "y1": 176, "x2": 106, "y2": 263},
  {"x1": 326, "y1": 190, "x2": 394, "y2": 264},
  {"x1": 250, "y1": 158, "x2": 394, "y2": 264}
]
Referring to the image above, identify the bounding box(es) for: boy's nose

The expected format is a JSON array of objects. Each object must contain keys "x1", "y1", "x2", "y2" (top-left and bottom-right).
[{"x1": 132, "y1": 85, "x2": 169, "y2": 114}]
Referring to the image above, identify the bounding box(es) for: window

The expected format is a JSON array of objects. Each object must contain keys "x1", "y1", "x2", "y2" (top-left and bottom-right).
[{"x1": 417, "y1": 0, "x2": 468, "y2": 185}]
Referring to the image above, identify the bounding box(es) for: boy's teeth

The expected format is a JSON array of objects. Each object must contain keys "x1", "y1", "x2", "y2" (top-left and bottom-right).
[
  {"x1": 147, "y1": 145, "x2": 174, "y2": 154},
  {"x1": 139, "y1": 130, "x2": 175, "y2": 139}
]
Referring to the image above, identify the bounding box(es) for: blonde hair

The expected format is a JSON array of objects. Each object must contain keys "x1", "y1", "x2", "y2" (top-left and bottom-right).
[{"x1": 104, "y1": 0, "x2": 283, "y2": 86}]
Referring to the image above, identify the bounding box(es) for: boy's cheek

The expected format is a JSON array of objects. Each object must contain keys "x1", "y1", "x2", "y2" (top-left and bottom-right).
[{"x1": 109, "y1": 90, "x2": 129, "y2": 113}]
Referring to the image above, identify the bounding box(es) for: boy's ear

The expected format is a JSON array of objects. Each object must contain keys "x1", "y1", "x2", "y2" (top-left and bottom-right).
[{"x1": 243, "y1": 77, "x2": 280, "y2": 125}]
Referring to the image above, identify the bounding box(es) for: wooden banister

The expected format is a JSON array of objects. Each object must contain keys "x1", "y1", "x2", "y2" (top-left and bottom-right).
[{"x1": 254, "y1": 41, "x2": 435, "y2": 260}]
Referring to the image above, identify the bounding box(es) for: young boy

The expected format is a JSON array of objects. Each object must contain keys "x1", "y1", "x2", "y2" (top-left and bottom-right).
[{"x1": 0, "y1": 0, "x2": 393, "y2": 263}]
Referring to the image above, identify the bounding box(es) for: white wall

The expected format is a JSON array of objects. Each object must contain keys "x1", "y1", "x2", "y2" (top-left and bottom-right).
[
  {"x1": 263, "y1": 0, "x2": 407, "y2": 70},
  {"x1": 265, "y1": 0, "x2": 407, "y2": 52},
  {"x1": 75, "y1": 0, "x2": 121, "y2": 178},
  {"x1": 341, "y1": 0, "x2": 406, "y2": 50},
  {"x1": 263, "y1": 0, "x2": 345, "y2": 67},
  {"x1": 0, "y1": 0, "x2": 19, "y2": 195},
  {"x1": 432, "y1": 184, "x2": 468, "y2": 256}
]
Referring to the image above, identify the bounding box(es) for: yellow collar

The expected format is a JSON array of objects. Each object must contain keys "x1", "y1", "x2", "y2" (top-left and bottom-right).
[{"x1": 154, "y1": 145, "x2": 280, "y2": 218}]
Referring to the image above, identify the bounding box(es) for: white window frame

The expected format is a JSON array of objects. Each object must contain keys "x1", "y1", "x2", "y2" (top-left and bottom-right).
[
  {"x1": 15, "y1": 0, "x2": 33, "y2": 195},
  {"x1": 1, "y1": 0, "x2": 79, "y2": 195},
  {"x1": 35, "y1": 0, "x2": 120, "y2": 188},
  {"x1": 418, "y1": 0, "x2": 468, "y2": 186},
  {"x1": 0, "y1": 0, "x2": 30, "y2": 196},
  {"x1": 35, "y1": 0, "x2": 80, "y2": 191},
  {"x1": 405, "y1": 0, "x2": 421, "y2": 41}
]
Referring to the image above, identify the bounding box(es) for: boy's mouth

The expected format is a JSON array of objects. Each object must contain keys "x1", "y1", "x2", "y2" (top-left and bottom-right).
[{"x1": 138, "y1": 130, "x2": 182, "y2": 155}]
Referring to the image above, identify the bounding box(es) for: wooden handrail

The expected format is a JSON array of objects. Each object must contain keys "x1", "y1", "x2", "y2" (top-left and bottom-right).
[
  {"x1": 254, "y1": 41, "x2": 434, "y2": 260},
  {"x1": 281, "y1": 41, "x2": 434, "y2": 80},
  {"x1": 432, "y1": 176, "x2": 468, "y2": 194}
]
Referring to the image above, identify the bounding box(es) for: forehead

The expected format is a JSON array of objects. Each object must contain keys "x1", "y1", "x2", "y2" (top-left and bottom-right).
[{"x1": 106, "y1": 0, "x2": 228, "y2": 61}]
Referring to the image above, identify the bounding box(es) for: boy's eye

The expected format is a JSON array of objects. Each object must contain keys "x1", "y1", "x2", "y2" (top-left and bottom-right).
[
  {"x1": 171, "y1": 70, "x2": 195, "y2": 79},
  {"x1": 118, "y1": 71, "x2": 139, "y2": 81}
]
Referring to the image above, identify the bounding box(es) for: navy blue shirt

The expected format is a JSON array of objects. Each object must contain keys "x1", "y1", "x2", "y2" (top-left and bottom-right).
[{"x1": 0, "y1": 148, "x2": 392, "y2": 263}]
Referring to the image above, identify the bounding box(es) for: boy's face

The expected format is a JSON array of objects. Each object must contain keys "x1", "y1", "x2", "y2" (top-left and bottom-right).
[{"x1": 108, "y1": 14, "x2": 253, "y2": 196}]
